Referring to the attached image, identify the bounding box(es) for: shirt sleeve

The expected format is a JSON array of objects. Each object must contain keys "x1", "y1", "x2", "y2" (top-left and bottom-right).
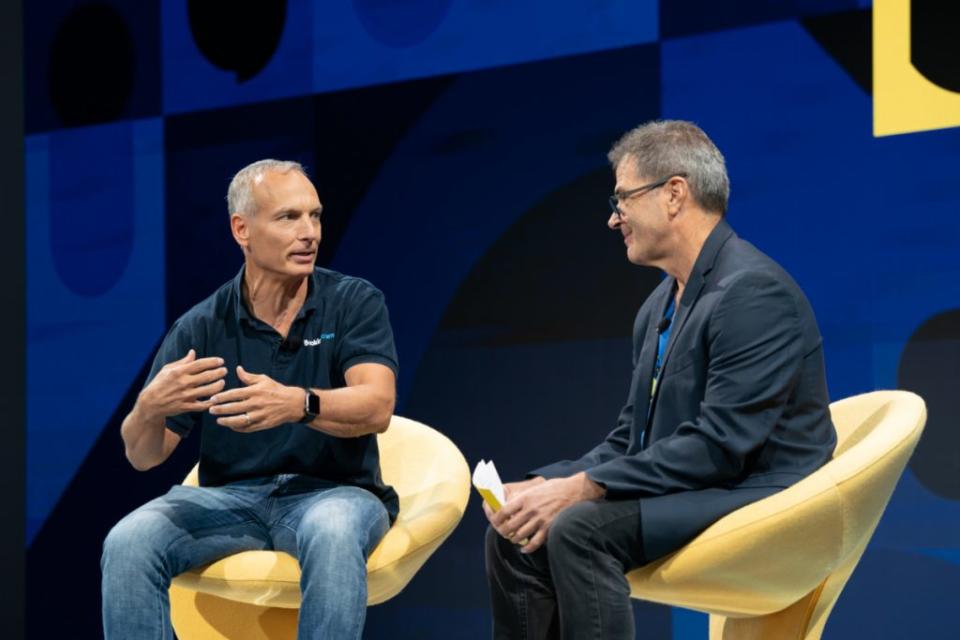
[
  {"x1": 143, "y1": 319, "x2": 201, "y2": 438},
  {"x1": 335, "y1": 282, "x2": 399, "y2": 378}
]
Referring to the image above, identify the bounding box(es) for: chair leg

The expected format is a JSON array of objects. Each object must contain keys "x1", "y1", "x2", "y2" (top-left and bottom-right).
[
  {"x1": 709, "y1": 581, "x2": 826, "y2": 640},
  {"x1": 709, "y1": 546, "x2": 873, "y2": 640},
  {"x1": 170, "y1": 583, "x2": 298, "y2": 640}
]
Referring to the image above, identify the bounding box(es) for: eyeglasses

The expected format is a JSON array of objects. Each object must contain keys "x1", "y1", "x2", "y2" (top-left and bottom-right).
[{"x1": 608, "y1": 174, "x2": 686, "y2": 219}]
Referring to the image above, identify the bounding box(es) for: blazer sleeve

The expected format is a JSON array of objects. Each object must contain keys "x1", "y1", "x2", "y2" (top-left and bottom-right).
[{"x1": 586, "y1": 272, "x2": 804, "y2": 497}]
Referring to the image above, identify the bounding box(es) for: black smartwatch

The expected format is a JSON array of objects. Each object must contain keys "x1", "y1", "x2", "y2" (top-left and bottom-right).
[{"x1": 299, "y1": 388, "x2": 320, "y2": 423}]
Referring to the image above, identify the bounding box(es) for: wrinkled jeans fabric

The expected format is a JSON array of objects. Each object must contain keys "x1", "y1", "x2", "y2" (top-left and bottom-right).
[{"x1": 101, "y1": 475, "x2": 390, "y2": 640}]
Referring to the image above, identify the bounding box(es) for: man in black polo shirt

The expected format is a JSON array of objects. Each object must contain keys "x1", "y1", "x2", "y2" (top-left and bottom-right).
[{"x1": 101, "y1": 159, "x2": 399, "y2": 640}]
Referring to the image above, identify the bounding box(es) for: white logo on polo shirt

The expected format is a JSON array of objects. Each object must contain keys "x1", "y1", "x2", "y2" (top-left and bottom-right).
[{"x1": 303, "y1": 333, "x2": 334, "y2": 347}]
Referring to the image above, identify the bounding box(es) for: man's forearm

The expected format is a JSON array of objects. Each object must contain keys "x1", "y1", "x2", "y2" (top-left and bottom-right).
[
  {"x1": 303, "y1": 384, "x2": 394, "y2": 437},
  {"x1": 120, "y1": 400, "x2": 176, "y2": 471}
]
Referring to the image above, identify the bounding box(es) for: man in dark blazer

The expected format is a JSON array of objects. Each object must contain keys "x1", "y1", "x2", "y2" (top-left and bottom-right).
[{"x1": 484, "y1": 120, "x2": 837, "y2": 640}]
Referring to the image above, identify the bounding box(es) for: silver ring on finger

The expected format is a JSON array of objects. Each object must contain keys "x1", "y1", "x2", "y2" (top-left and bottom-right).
[{"x1": 244, "y1": 412, "x2": 252, "y2": 427}]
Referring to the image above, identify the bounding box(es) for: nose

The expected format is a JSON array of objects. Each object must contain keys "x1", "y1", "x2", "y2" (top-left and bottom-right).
[
  {"x1": 607, "y1": 211, "x2": 622, "y2": 230},
  {"x1": 298, "y1": 216, "x2": 321, "y2": 243}
]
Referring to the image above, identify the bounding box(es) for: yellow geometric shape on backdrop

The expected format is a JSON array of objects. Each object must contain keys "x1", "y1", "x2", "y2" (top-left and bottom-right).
[{"x1": 874, "y1": 0, "x2": 960, "y2": 137}]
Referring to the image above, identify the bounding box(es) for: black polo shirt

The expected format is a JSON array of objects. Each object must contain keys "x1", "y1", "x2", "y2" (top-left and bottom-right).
[{"x1": 145, "y1": 266, "x2": 400, "y2": 520}]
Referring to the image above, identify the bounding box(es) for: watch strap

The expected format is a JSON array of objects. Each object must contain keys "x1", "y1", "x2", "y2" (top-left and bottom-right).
[{"x1": 299, "y1": 388, "x2": 320, "y2": 423}]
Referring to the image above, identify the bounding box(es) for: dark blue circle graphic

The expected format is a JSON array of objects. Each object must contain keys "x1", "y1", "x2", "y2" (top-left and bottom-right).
[
  {"x1": 353, "y1": 0, "x2": 452, "y2": 48},
  {"x1": 50, "y1": 208, "x2": 134, "y2": 298},
  {"x1": 49, "y1": 140, "x2": 135, "y2": 297},
  {"x1": 828, "y1": 549, "x2": 960, "y2": 638},
  {"x1": 898, "y1": 309, "x2": 960, "y2": 500}
]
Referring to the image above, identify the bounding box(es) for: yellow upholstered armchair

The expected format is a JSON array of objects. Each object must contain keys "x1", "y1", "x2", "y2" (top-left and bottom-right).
[
  {"x1": 627, "y1": 390, "x2": 926, "y2": 640},
  {"x1": 169, "y1": 415, "x2": 470, "y2": 639}
]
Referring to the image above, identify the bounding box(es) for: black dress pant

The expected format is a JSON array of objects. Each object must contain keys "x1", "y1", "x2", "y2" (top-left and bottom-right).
[{"x1": 485, "y1": 499, "x2": 647, "y2": 640}]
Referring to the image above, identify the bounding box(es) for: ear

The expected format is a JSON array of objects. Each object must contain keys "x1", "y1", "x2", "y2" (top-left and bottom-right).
[
  {"x1": 230, "y1": 213, "x2": 250, "y2": 251},
  {"x1": 665, "y1": 176, "x2": 689, "y2": 217}
]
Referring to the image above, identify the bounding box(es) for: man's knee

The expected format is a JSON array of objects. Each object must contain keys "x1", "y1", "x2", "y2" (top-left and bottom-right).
[
  {"x1": 298, "y1": 490, "x2": 386, "y2": 552},
  {"x1": 101, "y1": 509, "x2": 167, "y2": 571},
  {"x1": 546, "y1": 501, "x2": 600, "y2": 556},
  {"x1": 547, "y1": 501, "x2": 645, "y2": 575}
]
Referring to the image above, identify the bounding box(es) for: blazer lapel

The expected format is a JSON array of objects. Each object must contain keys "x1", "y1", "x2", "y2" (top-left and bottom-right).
[
  {"x1": 660, "y1": 271, "x2": 705, "y2": 372},
  {"x1": 632, "y1": 282, "x2": 673, "y2": 431},
  {"x1": 650, "y1": 219, "x2": 736, "y2": 409}
]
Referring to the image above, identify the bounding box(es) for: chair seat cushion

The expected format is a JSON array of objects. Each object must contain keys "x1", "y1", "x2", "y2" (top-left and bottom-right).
[{"x1": 173, "y1": 551, "x2": 302, "y2": 608}]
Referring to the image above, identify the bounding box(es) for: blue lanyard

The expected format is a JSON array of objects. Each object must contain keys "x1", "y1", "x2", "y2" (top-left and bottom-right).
[{"x1": 643, "y1": 298, "x2": 675, "y2": 446}]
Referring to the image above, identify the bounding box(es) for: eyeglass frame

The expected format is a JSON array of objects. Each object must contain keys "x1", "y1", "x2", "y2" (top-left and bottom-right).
[{"x1": 608, "y1": 173, "x2": 688, "y2": 219}]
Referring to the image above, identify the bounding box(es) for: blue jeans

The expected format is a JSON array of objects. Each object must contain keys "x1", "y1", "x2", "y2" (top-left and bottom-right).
[{"x1": 101, "y1": 475, "x2": 390, "y2": 640}]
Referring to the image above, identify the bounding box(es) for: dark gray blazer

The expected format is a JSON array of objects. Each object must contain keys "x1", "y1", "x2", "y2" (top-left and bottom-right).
[{"x1": 531, "y1": 218, "x2": 837, "y2": 560}]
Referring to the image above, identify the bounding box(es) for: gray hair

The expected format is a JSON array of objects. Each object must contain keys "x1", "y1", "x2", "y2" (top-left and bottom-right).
[
  {"x1": 226, "y1": 159, "x2": 307, "y2": 216},
  {"x1": 608, "y1": 120, "x2": 729, "y2": 214}
]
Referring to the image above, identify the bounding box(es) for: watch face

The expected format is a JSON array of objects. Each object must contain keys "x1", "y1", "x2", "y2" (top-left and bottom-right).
[{"x1": 307, "y1": 392, "x2": 320, "y2": 416}]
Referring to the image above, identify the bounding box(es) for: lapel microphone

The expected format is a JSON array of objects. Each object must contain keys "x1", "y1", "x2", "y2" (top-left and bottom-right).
[{"x1": 657, "y1": 316, "x2": 672, "y2": 335}]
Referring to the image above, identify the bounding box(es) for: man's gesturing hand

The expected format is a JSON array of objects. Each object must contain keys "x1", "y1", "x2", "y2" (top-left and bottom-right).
[
  {"x1": 138, "y1": 349, "x2": 227, "y2": 419},
  {"x1": 209, "y1": 366, "x2": 302, "y2": 432},
  {"x1": 487, "y1": 473, "x2": 605, "y2": 554}
]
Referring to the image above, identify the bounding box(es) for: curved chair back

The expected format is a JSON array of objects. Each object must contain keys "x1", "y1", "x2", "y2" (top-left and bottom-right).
[
  {"x1": 626, "y1": 390, "x2": 926, "y2": 640},
  {"x1": 368, "y1": 416, "x2": 473, "y2": 603}
]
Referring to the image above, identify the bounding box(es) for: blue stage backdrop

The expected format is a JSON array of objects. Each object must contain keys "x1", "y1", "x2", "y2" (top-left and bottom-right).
[{"x1": 24, "y1": 1, "x2": 960, "y2": 638}]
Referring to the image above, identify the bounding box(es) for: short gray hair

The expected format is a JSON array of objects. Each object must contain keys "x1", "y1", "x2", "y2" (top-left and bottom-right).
[
  {"x1": 226, "y1": 159, "x2": 306, "y2": 216},
  {"x1": 608, "y1": 120, "x2": 729, "y2": 214}
]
